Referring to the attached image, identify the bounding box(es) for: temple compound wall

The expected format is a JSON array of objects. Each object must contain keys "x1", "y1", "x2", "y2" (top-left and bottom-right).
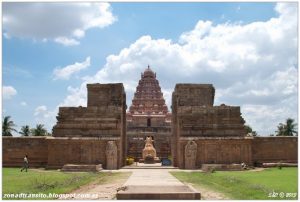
[
  {"x1": 46, "y1": 137, "x2": 122, "y2": 169},
  {"x1": 252, "y1": 137, "x2": 297, "y2": 164},
  {"x1": 3, "y1": 137, "x2": 48, "y2": 167},
  {"x1": 172, "y1": 84, "x2": 297, "y2": 169}
]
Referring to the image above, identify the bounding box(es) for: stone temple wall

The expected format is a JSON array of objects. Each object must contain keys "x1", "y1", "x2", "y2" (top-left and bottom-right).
[
  {"x1": 53, "y1": 83, "x2": 126, "y2": 138},
  {"x1": 3, "y1": 137, "x2": 48, "y2": 167},
  {"x1": 176, "y1": 136, "x2": 298, "y2": 169},
  {"x1": 252, "y1": 136, "x2": 297, "y2": 164},
  {"x1": 173, "y1": 84, "x2": 215, "y2": 107},
  {"x1": 2, "y1": 136, "x2": 122, "y2": 169},
  {"x1": 50, "y1": 83, "x2": 126, "y2": 169},
  {"x1": 47, "y1": 137, "x2": 122, "y2": 169},
  {"x1": 172, "y1": 83, "x2": 247, "y2": 168},
  {"x1": 177, "y1": 138, "x2": 253, "y2": 169},
  {"x1": 176, "y1": 106, "x2": 247, "y2": 137}
]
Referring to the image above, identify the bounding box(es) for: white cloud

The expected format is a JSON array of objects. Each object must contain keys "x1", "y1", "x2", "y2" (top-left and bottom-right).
[
  {"x1": 3, "y1": 86, "x2": 17, "y2": 100},
  {"x1": 3, "y1": 3, "x2": 117, "y2": 45},
  {"x1": 20, "y1": 101, "x2": 27, "y2": 106},
  {"x1": 34, "y1": 105, "x2": 48, "y2": 116},
  {"x1": 54, "y1": 37, "x2": 80, "y2": 46},
  {"x1": 34, "y1": 105, "x2": 56, "y2": 131},
  {"x1": 52, "y1": 3, "x2": 297, "y2": 136},
  {"x1": 53, "y1": 56, "x2": 91, "y2": 80}
]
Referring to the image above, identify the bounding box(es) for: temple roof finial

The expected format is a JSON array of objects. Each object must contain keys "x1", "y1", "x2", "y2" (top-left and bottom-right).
[{"x1": 148, "y1": 65, "x2": 150, "y2": 69}]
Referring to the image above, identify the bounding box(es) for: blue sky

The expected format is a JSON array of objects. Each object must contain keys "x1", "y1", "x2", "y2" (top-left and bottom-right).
[{"x1": 2, "y1": 2, "x2": 298, "y2": 136}]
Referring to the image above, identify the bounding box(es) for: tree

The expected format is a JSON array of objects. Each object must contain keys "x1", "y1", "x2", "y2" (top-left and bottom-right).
[
  {"x1": 276, "y1": 118, "x2": 297, "y2": 136},
  {"x1": 245, "y1": 124, "x2": 258, "y2": 136},
  {"x1": 245, "y1": 125, "x2": 253, "y2": 134},
  {"x1": 285, "y1": 118, "x2": 298, "y2": 136},
  {"x1": 19, "y1": 125, "x2": 31, "y2": 136},
  {"x1": 2, "y1": 116, "x2": 17, "y2": 136},
  {"x1": 276, "y1": 123, "x2": 285, "y2": 136},
  {"x1": 31, "y1": 124, "x2": 47, "y2": 136}
]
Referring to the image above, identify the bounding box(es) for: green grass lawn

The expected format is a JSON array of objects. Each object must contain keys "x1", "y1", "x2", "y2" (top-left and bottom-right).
[
  {"x1": 171, "y1": 167, "x2": 298, "y2": 200},
  {"x1": 2, "y1": 168, "x2": 128, "y2": 200}
]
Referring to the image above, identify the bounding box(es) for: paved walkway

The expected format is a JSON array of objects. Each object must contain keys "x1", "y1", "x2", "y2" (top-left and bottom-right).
[{"x1": 122, "y1": 169, "x2": 184, "y2": 186}]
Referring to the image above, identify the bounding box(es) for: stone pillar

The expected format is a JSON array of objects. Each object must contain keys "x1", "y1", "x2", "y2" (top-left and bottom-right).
[
  {"x1": 185, "y1": 140, "x2": 197, "y2": 169},
  {"x1": 106, "y1": 141, "x2": 118, "y2": 169}
]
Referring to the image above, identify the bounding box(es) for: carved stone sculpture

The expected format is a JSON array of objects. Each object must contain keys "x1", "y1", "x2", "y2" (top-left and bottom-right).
[
  {"x1": 142, "y1": 136, "x2": 160, "y2": 163},
  {"x1": 185, "y1": 140, "x2": 197, "y2": 169},
  {"x1": 106, "y1": 141, "x2": 118, "y2": 169}
]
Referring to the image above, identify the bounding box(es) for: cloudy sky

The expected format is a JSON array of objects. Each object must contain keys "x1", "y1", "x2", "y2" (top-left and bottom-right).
[{"x1": 2, "y1": 2, "x2": 298, "y2": 136}]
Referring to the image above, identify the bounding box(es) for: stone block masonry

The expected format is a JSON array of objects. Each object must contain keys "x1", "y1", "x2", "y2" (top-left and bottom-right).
[
  {"x1": 53, "y1": 83, "x2": 126, "y2": 139},
  {"x1": 3, "y1": 137, "x2": 48, "y2": 167},
  {"x1": 47, "y1": 137, "x2": 121, "y2": 169},
  {"x1": 252, "y1": 136, "x2": 297, "y2": 164},
  {"x1": 51, "y1": 83, "x2": 126, "y2": 169},
  {"x1": 171, "y1": 83, "x2": 297, "y2": 169}
]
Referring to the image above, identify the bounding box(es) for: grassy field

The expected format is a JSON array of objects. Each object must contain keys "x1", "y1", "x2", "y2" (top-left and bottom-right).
[
  {"x1": 171, "y1": 167, "x2": 298, "y2": 200},
  {"x1": 2, "y1": 168, "x2": 128, "y2": 200}
]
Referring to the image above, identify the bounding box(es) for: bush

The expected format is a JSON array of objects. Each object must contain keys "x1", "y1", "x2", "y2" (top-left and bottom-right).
[
  {"x1": 210, "y1": 167, "x2": 216, "y2": 173},
  {"x1": 126, "y1": 157, "x2": 134, "y2": 165},
  {"x1": 277, "y1": 161, "x2": 283, "y2": 170}
]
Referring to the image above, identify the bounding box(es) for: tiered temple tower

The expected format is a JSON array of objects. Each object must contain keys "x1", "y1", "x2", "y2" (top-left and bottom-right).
[{"x1": 126, "y1": 66, "x2": 172, "y2": 160}]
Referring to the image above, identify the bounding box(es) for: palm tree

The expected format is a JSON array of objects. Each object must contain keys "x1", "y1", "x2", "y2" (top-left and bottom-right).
[
  {"x1": 276, "y1": 123, "x2": 285, "y2": 136},
  {"x1": 31, "y1": 124, "x2": 47, "y2": 136},
  {"x1": 276, "y1": 118, "x2": 297, "y2": 136},
  {"x1": 19, "y1": 125, "x2": 31, "y2": 136},
  {"x1": 285, "y1": 118, "x2": 298, "y2": 136},
  {"x1": 2, "y1": 116, "x2": 17, "y2": 136}
]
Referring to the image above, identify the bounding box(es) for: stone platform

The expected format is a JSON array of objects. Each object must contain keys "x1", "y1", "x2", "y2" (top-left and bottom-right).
[
  {"x1": 117, "y1": 185, "x2": 200, "y2": 200},
  {"x1": 262, "y1": 162, "x2": 298, "y2": 168},
  {"x1": 116, "y1": 169, "x2": 200, "y2": 200},
  {"x1": 123, "y1": 163, "x2": 177, "y2": 169},
  {"x1": 61, "y1": 164, "x2": 102, "y2": 172},
  {"x1": 201, "y1": 164, "x2": 243, "y2": 171}
]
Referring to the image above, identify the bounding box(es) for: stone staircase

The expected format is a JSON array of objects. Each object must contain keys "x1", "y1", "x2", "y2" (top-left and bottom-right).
[{"x1": 61, "y1": 164, "x2": 102, "y2": 172}]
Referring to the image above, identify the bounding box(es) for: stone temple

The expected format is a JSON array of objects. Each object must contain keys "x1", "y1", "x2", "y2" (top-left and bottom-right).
[
  {"x1": 3, "y1": 65, "x2": 297, "y2": 170},
  {"x1": 126, "y1": 66, "x2": 172, "y2": 160}
]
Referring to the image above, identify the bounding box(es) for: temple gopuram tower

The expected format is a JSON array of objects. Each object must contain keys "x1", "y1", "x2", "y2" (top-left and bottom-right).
[{"x1": 126, "y1": 66, "x2": 172, "y2": 160}]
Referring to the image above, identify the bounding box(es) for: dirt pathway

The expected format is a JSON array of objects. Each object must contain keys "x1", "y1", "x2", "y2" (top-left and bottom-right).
[
  {"x1": 187, "y1": 183, "x2": 229, "y2": 200},
  {"x1": 59, "y1": 172, "x2": 131, "y2": 200}
]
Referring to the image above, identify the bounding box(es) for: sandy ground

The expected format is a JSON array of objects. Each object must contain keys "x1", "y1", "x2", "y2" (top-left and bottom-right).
[
  {"x1": 54, "y1": 167, "x2": 265, "y2": 200},
  {"x1": 58, "y1": 172, "x2": 131, "y2": 200}
]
